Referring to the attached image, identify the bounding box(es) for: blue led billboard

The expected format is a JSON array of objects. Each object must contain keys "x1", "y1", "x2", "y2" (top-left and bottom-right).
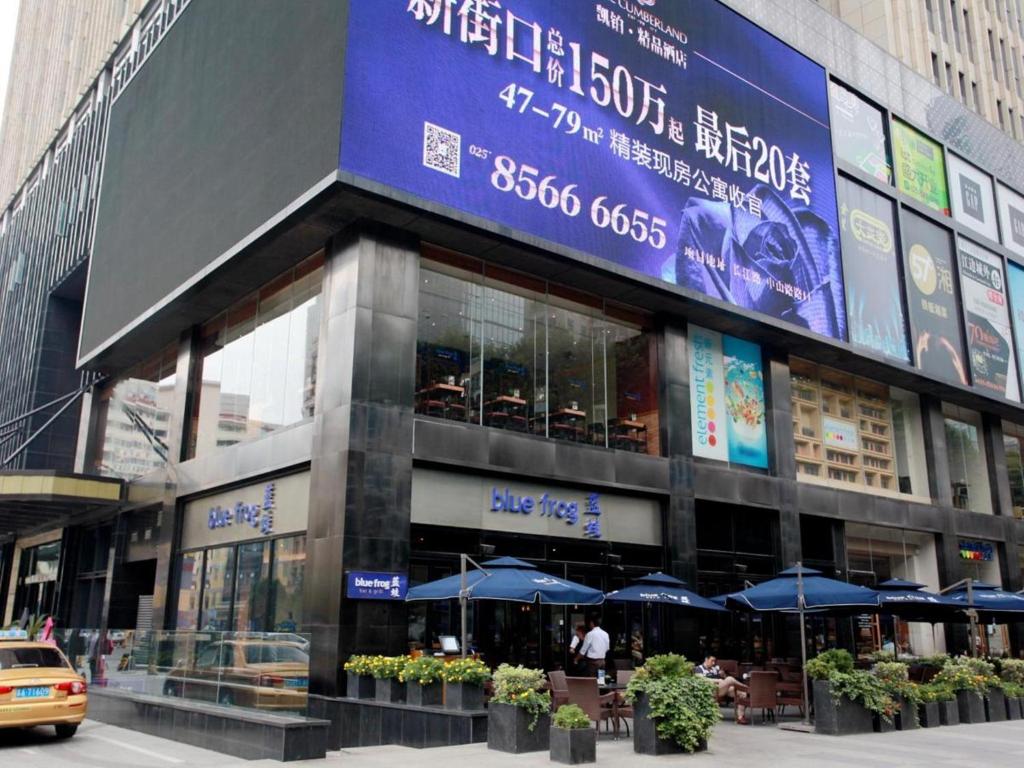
[{"x1": 340, "y1": 0, "x2": 845, "y2": 339}]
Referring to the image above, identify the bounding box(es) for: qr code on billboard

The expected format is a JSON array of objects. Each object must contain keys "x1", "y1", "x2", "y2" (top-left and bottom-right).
[{"x1": 423, "y1": 122, "x2": 461, "y2": 178}]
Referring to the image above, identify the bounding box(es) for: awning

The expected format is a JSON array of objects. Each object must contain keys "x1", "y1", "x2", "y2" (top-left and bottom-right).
[{"x1": 0, "y1": 471, "x2": 124, "y2": 537}]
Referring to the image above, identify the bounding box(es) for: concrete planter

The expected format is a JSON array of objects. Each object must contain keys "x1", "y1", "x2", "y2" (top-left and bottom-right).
[
  {"x1": 895, "y1": 696, "x2": 918, "y2": 730},
  {"x1": 984, "y1": 690, "x2": 1007, "y2": 722},
  {"x1": 549, "y1": 726, "x2": 596, "y2": 765},
  {"x1": 347, "y1": 673, "x2": 375, "y2": 700},
  {"x1": 406, "y1": 682, "x2": 442, "y2": 707},
  {"x1": 1007, "y1": 697, "x2": 1023, "y2": 720},
  {"x1": 873, "y1": 713, "x2": 896, "y2": 733},
  {"x1": 938, "y1": 699, "x2": 959, "y2": 726},
  {"x1": 917, "y1": 701, "x2": 940, "y2": 728},
  {"x1": 445, "y1": 681, "x2": 486, "y2": 711},
  {"x1": 374, "y1": 678, "x2": 405, "y2": 704},
  {"x1": 487, "y1": 702, "x2": 550, "y2": 754},
  {"x1": 812, "y1": 680, "x2": 874, "y2": 736},
  {"x1": 956, "y1": 690, "x2": 985, "y2": 724},
  {"x1": 632, "y1": 693, "x2": 706, "y2": 755}
]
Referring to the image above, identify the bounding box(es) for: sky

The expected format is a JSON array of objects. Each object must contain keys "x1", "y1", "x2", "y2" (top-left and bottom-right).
[{"x1": 0, "y1": 0, "x2": 20, "y2": 129}]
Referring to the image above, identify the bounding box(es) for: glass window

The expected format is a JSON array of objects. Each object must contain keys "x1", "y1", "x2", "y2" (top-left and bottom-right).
[
  {"x1": 188, "y1": 253, "x2": 323, "y2": 458},
  {"x1": 176, "y1": 551, "x2": 204, "y2": 630},
  {"x1": 1003, "y1": 422, "x2": 1024, "y2": 519},
  {"x1": 270, "y1": 536, "x2": 306, "y2": 632},
  {"x1": 92, "y1": 345, "x2": 177, "y2": 479},
  {"x1": 243, "y1": 644, "x2": 308, "y2": 664},
  {"x1": 829, "y1": 81, "x2": 892, "y2": 184},
  {"x1": 200, "y1": 546, "x2": 236, "y2": 631},
  {"x1": 791, "y1": 359, "x2": 928, "y2": 495},
  {"x1": 232, "y1": 541, "x2": 270, "y2": 632},
  {"x1": 0, "y1": 647, "x2": 71, "y2": 670},
  {"x1": 416, "y1": 251, "x2": 660, "y2": 454},
  {"x1": 943, "y1": 404, "x2": 993, "y2": 514}
]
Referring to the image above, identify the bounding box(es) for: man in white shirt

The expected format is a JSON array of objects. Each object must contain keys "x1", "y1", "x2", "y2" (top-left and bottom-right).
[{"x1": 575, "y1": 617, "x2": 610, "y2": 677}]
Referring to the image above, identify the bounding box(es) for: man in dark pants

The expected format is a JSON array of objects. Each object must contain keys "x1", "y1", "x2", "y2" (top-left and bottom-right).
[{"x1": 575, "y1": 616, "x2": 610, "y2": 677}]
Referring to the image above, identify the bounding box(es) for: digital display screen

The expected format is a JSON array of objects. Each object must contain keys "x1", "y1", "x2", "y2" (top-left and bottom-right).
[{"x1": 341, "y1": 0, "x2": 845, "y2": 339}]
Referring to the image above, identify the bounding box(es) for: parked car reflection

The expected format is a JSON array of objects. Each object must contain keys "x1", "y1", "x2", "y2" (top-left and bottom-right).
[{"x1": 163, "y1": 639, "x2": 308, "y2": 710}]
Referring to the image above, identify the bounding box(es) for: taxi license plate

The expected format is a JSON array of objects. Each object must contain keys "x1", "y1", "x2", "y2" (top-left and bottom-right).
[
  {"x1": 15, "y1": 687, "x2": 50, "y2": 698},
  {"x1": 284, "y1": 678, "x2": 307, "y2": 688}
]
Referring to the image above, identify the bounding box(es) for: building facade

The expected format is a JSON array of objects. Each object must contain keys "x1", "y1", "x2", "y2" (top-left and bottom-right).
[{"x1": 1, "y1": 0, "x2": 1024, "y2": 744}]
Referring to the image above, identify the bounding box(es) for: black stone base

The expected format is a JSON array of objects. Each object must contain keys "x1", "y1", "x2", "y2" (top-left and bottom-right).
[
  {"x1": 631, "y1": 693, "x2": 706, "y2": 754},
  {"x1": 985, "y1": 691, "x2": 1007, "y2": 722},
  {"x1": 896, "y1": 696, "x2": 918, "y2": 730},
  {"x1": 550, "y1": 726, "x2": 596, "y2": 765},
  {"x1": 376, "y1": 678, "x2": 405, "y2": 703},
  {"x1": 957, "y1": 691, "x2": 985, "y2": 724},
  {"x1": 313, "y1": 696, "x2": 488, "y2": 750},
  {"x1": 87, "y1": 687, "x2": 328, "y2": 761},
  {"x1": 445, "y1": 682, "x2": 486, "y2": 711},
  {"x1": 812, "y1": 680, "x2": 874, "y2": 736},
  {"x1": 347, "y1": 673, "x2": 375, "y2": 699},
  {"x1": 1007, "y1": 697, "x2": 1023, "y2": 720},
  {"x1": 406, "y1": 683, "x2": 442, "y2": 707},
  {"x1": 938, "y1": 700, "x2": 960, "y2": 726},
  {"x1": 917, "y1": 702, "x2": 940, "y2": 728},
  {"x1": 874, "y1": 713, "x2": 896, "y2": 733},
  {"x1": 487, "y1": 702, "x2": 550, "y2": 754}
]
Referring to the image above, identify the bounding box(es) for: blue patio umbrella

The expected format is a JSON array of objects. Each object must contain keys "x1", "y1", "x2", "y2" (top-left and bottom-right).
[
  {"x1": 406, "y1": 557, "x2": 605, "y2": 605},
  {"x1": 723, "y1": 565, "x2": 880, "y2": 614},
  {"x1": 876, "y1": 578, "x2": 962, "y2": 621},
  {"x1": 604, "y1": 572, "x2": 727, "y2": 612},
  {"x1": 946, "y1": 581, "x2": 1024, "y2": 620}
]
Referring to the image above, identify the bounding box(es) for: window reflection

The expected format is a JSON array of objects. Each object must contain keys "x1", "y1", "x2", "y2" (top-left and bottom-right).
[
  {"x1": 176, "y1": 551, "x2": 204, "y2": 630},
  {"x1": 1004, "y1": 423, "x2": 1024, "y2": 519},
  {"x1": 415, "y1": 250, "x2": 660, "y2": 454},
  {"x1": 201, "y1": 546, "x2": 236, "y2": 631},
  {"x1": 943, "y1": 404, "x2": 992, "y2": 514},
  {"x1": 233, "y1": 542, "x2": 270, "y2": 631},
  {"x1": 189, "y1": 253, "x2": 323, "y2": 458}
]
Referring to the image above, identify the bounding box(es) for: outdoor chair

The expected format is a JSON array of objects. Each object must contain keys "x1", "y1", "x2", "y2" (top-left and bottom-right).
[
  {"x1": 747, "y1": 671, "x2": 779, "y2": 723},
  {"x1": 548, "y1": 669, "x2": 570, "y2": 711},
  {"x1": 718, "y1": 659, "x2": 739, "y2": 678},
  {"x1": 565, "y1": 676, "x2": 618, "y2": 736},
  {"x1": 616, "y1": 669, "x2": 634, "y2": 687},
  {"x1": 776, "y1": 678, "x2": 805, "y2": 718}
]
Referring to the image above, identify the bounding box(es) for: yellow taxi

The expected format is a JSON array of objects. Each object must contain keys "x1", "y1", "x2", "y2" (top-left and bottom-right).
[{"x1": 0, "y1": 629, "x2": 87, "y2": 738}]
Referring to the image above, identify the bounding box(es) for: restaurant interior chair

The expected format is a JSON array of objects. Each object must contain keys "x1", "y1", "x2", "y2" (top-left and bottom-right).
[
  {"x1": 548, "y1": 669, "x2": 570, "y2": 711},
  {"x1": 565, "y1": 676, "x2": 618, "y2": 736},
  {"x1": 747, "y1": 671, "x2": 779, "y2": 723}
]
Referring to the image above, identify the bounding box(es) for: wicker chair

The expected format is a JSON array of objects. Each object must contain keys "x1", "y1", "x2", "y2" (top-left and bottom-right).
[
  {"x1": 747, "y1": 671, "x2": 779, "y2": 723},
  {"x1": 548, "y1": 670, "x2": 570, "y2": 711},
  {"x1": 565, "y1": 676, "x2": 618, "y2": 735},
  {"x1": 718, "y1": 659, "x2": 740, "y2": 679}
]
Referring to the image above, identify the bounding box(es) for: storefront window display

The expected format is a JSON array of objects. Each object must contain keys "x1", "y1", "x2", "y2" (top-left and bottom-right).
[
  {"x1": 187, "y1": 252, "x2": 323, "y2": 459},
  {"x1": 1003, "y1": 421, "x2": 1024, "y2": 519},
  {"x1": 790, "y1": 359, "x2": 928, "y2": 496},
  {"x1": 12, "y1": 539, "x2": 61, "y2": 621},
  {"x1": 92, "y1": 345, "x2": 177, "y2": 479},
  {"x1": 943, "y1": 403, "x2": 993, "y2": 514},
  {"x1": 416, "y1": 250, "x2": 660, "y2": 454},
  {"x1": 845, "y1": 524, "x2": 944, "y2": 658}
]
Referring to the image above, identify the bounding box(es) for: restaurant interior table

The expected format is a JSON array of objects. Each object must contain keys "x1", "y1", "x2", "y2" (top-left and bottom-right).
[
  {"x1": 483, "y1": 394, "x2": 527, "y2": 430},
  {"x1": 416, "y1": 382, "x2": 466, "y2": 420},
  {"x1": 547, "y1": 407, "x2": 587, "y2": 442},
  {"x1": 607, "y1": 417, "x2": 647, "y2": 452}
]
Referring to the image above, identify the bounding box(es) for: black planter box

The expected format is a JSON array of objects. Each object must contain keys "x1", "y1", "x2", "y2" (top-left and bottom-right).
[
  {"x1": 445, "y1": 682, "x2": 485, "y2": 711},
  {"x1": 917, "y1": 702, "x2": 940, "y2": 728},
  {"x1": 375, "y1": 678, "x2": 405, "y2": 704},
  {"x1": 550, "y1": 726, "x2": 596, "y2": 765},
  {"x1": 896, "y1": 696, "x2": 918, "y2": 730},
  {"x1": 631, "y1": 693, "x2": 706, "y2": 754},
  {"x1": 812, "y1": 680, "x2": 874, "y2": 736},
  {"x1": 405, "y1": 682, "x2": 442, "y2": 707},
  {"x1": 347, "y1": 673, "x2": 375, "y2": 700},
  {"x1": 985, "y1": 690, "x2": 1007, "y2": 722},
  {"x1": 938, "y1": 699, "x2": 959, "y2": 726},
  {"x1": 1007, "y1": 697, "x2": 1023, "y2": 720},
  {"x1": 487, "y1": 702, "x2": 550, "y2": 754},
  {"x1": 956, "y1": 691, "x2": 985, "y2": 724},
  {"x1": 874, "y1": 713, "x2": 896, "y2": 733}
]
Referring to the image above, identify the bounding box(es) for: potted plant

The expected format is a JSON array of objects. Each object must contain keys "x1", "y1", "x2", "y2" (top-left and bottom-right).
[
  {"x1": 400, "y1": 655, "x2": 444, "y2": 707},
  {"x1": 549, "y1": 704, "x2": 595, "y2": 765},
  {"x1": 872, "y1": 661, "x2": 919, "y2": 730},
  {"x1": 486, "y1": 664, "x2": 551, "y2": 754},
  {"x1": 932, "y1": 656, "x2": 993, "y2": 724},
  {"x1": 807, "y1": 650, "x2": 893, "y2": 735},
  {"x1": 441, "y1": 657, "x2": 490, "y2": 711},
  {"x1": 343, "y1": 654, "x2": 375, "y2": 699},
  {"x1": 998, "y1": 658, "x2": 1024, "y2": 720},
  {"x1": 624, "y1": 654, "x2": 719, "y2": 755},
  {"x1": 916, "y1": 683, "x2": 954, "y2": 728},
  {"x1": 368, "y1": 655, "x2": 408, "y2": 703}
]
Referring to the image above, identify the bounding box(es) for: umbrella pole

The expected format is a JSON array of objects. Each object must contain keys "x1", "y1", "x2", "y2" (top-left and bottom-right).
[
  {"x1": 797, "y1": 563, "x2": 810, "y2": 726},
  {"x1": 460, "y1": 554, "x2": 468, "y2": 660},
  {"x1": 893, "y1": 616, "x2": 900, "y2": 661}
]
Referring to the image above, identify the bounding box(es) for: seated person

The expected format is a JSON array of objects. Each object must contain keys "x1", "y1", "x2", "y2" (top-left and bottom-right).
[{"x1": 696, "y1": 655, "x2": 749, "y2": 725}]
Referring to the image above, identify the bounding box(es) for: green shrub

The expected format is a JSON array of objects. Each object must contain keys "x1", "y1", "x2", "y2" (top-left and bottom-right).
[
  {"x1": 343, "y1": 654, "x2": 373, "y2": 676},
  {"x1": 552, "y1": 704, "x2": 591, "y2": 730},
  {"x1": 366, "y1": 655, "x2": 408, "y2": 680},
  {"x1": 829, "y1": 670, "x2": 896, "y2": 721},
  {"x1": 999, "y1": 658, "x2": 1024, "y2": 687},
  {"x1": 440, "y1": 657, "x2": 490, "y2": 686},
  {"x1": 625, "y1": 654, "x2": 719, "y2": 753},
  {"x1": 914, "y1": 654, "x2": 951, "y2": 669},
  {"x1": 491, "y1": 664, "x2": 551, "y2": 732},
  {"x1": 933, "y1": 656, "x2": 999, "y2": 693},
  {"x1": 918, "y1": 682, "x2": 955, "y2": 703},
  {"x1": 399, "y1": 656, "x2": 444, "y2": 686},
  {"x1": 806, "y1": 649, "x2": 854, "y2": 681}
]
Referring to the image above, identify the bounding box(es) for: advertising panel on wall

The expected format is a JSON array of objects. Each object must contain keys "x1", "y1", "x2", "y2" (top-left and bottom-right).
[
  {"x1": 997, "y1": 183, "x2": 1024, "y2": 258},
  {"x1": 829, "y1": 81, "x2": 892, "y2": 184},
  {"x1": 1006, "y1": 262, "x2": 1024, "y2": 386},
  {"x1": 688, "y1": 324, "x2": 768, "y2": 468},
  {"x1": 837, "y1": 176, "x2": 908, "y2": 361},
  {"x1": 901, "y1": 211, "x2": 968, "y2": 386},
  {"x1": 341, "y1": 0, "x2": 846, "y2": 340},
  {"x1": 892, "y1": 120, "x2": 950, "y2": 216},
  {"x1": 948, "y1": 154, "x2": 999, "y2": 243},
  {"x1": 957, "y1": 239, "x2": 1020, "y2": 401}
]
